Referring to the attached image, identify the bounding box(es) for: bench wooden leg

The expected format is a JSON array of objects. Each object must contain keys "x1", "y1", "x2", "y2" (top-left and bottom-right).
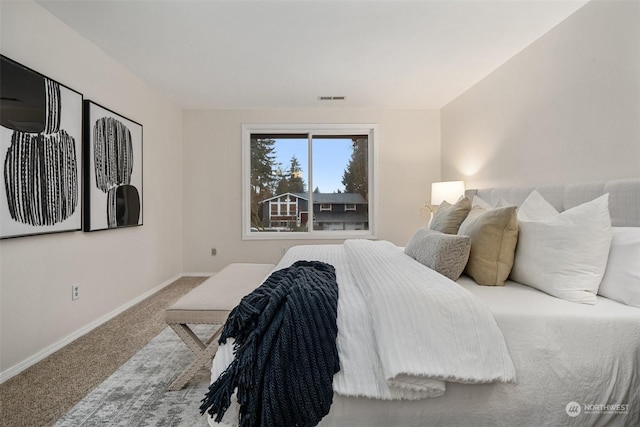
[{"x1": 167, "y1": 323, "x2": 223, "y2": 391}]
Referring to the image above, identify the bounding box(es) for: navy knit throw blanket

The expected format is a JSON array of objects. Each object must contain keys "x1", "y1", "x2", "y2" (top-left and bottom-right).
[{"x1": 200, "y1": 261, "x2": 340, "y2": 427}]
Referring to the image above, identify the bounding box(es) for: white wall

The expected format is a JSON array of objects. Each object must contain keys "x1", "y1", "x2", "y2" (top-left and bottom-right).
[
  {"x1": 0, "y1": 1, "x2": 183, "y2": 377},
  {"x1": 441, "y1": 0, "x2": 640, "y2": 189},
  {"x1": 182, "y1": 109, "x2": 440, "y2": 273}
]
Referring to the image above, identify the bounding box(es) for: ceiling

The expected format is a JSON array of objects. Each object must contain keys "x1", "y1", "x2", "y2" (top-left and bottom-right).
[{"x1": 37, "y1": 0, "x2": 589, "y2": 110}]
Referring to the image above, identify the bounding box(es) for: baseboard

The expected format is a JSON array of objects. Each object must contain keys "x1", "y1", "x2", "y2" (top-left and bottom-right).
[
  {"x1": 181, "y1": 272, "x2": 215, "y2": 277},
  {"x1": 0, "y1": 273, "x2": 183, "y2": 384}
]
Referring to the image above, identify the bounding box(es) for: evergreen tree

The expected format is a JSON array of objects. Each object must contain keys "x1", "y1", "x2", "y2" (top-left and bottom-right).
[
  {"x1": 250, "y1": 138, "x2": 278, "y2": 228},
  {"x1": 341, "y1": 138, "x2": 368, "y2": 200},
  {"x1": 276, "y1": 155, "x2": 306, "y2": 195},
  {"x1": 288, "y1": 155, "x2": 306, "y2": 193}
]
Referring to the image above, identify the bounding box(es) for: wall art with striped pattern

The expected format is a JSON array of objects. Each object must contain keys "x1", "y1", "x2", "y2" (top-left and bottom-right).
[
  {"x1": 84, "y1": 101, "x2": 143, "y2": 232},
  {"x1": 1, "y1": 55, "x2": 83, "y2": 239}
]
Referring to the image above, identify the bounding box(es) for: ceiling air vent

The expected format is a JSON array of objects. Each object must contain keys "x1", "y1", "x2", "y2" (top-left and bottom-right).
[{"x1": 318, "y1": 96, "x2": 346, "y2": 101}]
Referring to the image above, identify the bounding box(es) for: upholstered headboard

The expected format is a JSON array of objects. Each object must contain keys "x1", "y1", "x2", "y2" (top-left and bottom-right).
[{"x1": 465, "y1": 177, "x2": 640, "y2": 227}]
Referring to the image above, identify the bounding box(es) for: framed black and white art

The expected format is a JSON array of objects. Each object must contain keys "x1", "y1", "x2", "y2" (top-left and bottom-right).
[
  {"x1": 84, "y1": 101, "x2": 143, "y2": 231},
  {"x1": 0, "y1": 55, "x2": 83, "y2": 239}
]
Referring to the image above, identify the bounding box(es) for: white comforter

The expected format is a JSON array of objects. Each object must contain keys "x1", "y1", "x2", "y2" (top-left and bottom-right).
[
  {"x1": 209, "y1": 240, "x2": 515, "y2": 425},
  {"x1": 337, "y1": 240, "x2": 515, "y2": 397},
  {"x1": 319, "y1": 278, "x2": 640, "y2": 427}
]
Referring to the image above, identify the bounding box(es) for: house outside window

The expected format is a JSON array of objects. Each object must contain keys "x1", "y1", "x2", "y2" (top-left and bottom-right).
[{"x1": 242, "y1": 124, "x2": 377, "y2": 239}]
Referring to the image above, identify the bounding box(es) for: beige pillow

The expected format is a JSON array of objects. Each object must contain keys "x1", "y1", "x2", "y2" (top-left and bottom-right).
[
  {"x1": 429, "y1": 197, "x2": 471, "y2": 235},
  {"x1": 405, "y1": 228, "x2": 471, "y2": 281},
  {"x1": 458, "y1": 205, "x2": 518, "y2": 286}
]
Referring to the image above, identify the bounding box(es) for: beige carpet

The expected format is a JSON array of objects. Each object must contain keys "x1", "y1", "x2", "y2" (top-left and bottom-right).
[{"x1": 0, "y1": 276, "x2": 207, "y2": 427}]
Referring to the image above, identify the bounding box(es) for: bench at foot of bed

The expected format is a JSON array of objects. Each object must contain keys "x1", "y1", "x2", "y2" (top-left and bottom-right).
[{"x1": 165, "y1": 263, "x2": 275, "y2": 391}]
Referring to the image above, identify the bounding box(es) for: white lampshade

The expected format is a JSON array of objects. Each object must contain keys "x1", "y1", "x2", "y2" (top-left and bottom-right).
[{"x1": 431, "y1": 181, "x2": 465, "y2": 205}]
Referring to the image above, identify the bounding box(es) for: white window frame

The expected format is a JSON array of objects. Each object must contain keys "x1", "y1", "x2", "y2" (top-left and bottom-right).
[
  {"x1": 269, "y1": 195, "x2": 298, "y2": 217},
  {"x1": 319, "y1": 203, "x2": 332, "y2": 212},
  {"x1": 242, "y1": 123, "x2": 378, "y2": 240}
]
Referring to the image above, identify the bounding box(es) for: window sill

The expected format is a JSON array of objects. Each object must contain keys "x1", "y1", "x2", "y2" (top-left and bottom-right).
[{"x1": 242, "y1": 230, "x2": 377, "y2": 241}]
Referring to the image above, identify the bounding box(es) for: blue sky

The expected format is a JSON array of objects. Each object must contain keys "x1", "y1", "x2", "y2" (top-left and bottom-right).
[{"x1": 272, "y1": 138, "x2": 353, "y2": 194}]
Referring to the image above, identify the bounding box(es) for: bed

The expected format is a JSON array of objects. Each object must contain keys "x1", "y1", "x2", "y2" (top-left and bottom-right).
[{"x1": 206, "y1": 177, "x2": 640, "y2": 427}]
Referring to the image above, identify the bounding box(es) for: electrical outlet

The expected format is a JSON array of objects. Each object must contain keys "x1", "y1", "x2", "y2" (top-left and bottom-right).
[
  {"x1": 72, "y1": 284, "x2": 80, "y2": 301},
  {"x1": 211, "y1": 248, "x2": 217, "y2": 256}
]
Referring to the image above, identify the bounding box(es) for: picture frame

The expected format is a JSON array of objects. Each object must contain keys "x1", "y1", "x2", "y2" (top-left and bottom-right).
[
  {"x1": 83, "y1": 100, "x2": 143, "y2": 232},
  {"x1": 0, "y1": 55, "x2": 83, "y2": 239}
]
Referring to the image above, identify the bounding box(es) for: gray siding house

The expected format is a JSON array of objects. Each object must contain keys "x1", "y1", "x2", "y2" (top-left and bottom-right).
[{"x1": 260, "y1": 192, "x2": 368, "y2": 231}]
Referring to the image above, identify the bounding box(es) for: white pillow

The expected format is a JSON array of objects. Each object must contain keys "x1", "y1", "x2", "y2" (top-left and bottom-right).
[
  {"x1": 598, "y1": 227, "x2": 640, "y2": 308},
  {"x1": 472, "y1": 195, "x2": 492, "y2": 209},
  {"x1": 510, "y1": 192, "x2": 612, "y2": 304},
  {"x1": 496, "y1": 197, "x2": 512, "y2": 208},
  {"x1": 516, "y1": 190, "x2": 558, "y2": 220},
  {"x1": 472, "y1": 195, "x2": 513, "y2": 209}
]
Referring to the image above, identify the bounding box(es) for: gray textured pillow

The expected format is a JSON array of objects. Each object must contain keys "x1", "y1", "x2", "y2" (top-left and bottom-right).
[
  {"x1": 429, "y1": 197, "x2": 472, "y2": 234},
  {"x1": 405, "y1": 228, "x2": 471, "y2": 280}
]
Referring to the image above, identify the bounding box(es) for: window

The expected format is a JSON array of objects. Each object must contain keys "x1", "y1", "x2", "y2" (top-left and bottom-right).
[{"x1": 242, "y1": 124, "x2": 377, "y2": 239}]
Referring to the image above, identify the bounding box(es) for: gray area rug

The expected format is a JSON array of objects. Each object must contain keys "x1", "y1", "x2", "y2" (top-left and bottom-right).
[{"x1": 53, "y1": 325, "x2": 217, "y2": 427}]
